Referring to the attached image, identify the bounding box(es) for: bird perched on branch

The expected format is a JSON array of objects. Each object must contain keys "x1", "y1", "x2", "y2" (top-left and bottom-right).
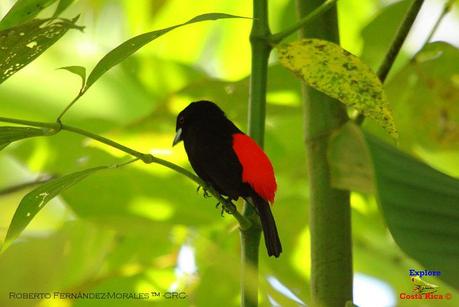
[{"x1": 173, "y1": 100, "x2": 282, "y2": 257}]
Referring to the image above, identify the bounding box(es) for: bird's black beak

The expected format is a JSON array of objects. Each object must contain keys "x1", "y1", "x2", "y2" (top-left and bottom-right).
[{"x1": 172, "y1": 128, "x2": 183, "y2": 146}]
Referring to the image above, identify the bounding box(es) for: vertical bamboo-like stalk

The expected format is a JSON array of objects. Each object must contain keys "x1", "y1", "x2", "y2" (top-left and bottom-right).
[
  {"x1": 296, "y1": 0, "x2": 353, "y2": 306},
  {"x1": 240, "y1": 0, "x2": 272, "y2": 306}
]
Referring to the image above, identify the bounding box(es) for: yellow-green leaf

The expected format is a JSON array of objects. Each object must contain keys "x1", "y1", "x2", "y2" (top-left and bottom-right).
[
  {"x1": 0, "y1": 126, "x2": 54, "y2": 151},
  {"x1": 328, "y1": 122, "x2": 374, "y2": 193},
  {"x1": 278, "y1": 38, "x2": 398, "y2": 139},
  {"x1": 2, "y1": 166, "x2": 107, "y2": 250}
]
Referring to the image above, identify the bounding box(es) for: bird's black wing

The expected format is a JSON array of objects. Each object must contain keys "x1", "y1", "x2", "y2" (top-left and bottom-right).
[{"x1": 184, "y1": 127, "x2": 245, "y2": 200}]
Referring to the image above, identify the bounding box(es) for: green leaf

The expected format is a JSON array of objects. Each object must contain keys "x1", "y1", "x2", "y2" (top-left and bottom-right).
[
  {"x1": 0, "y1": 17, "x2": 83, "y2": 84},
  {"x1": 329, "y1": 122, "x2": 459, "y2": 288},
  {"x1": 84, "y1": 13, "x2": 246, "y2": 91},
  {"x1": 2, "y1": 166, "x2": 107, "y2": 250},
  {"x1": 277, "y1": 38, "x2": 398, "y2": 139},
  {"x1": 328, "y1": 122, "x2": 374, "y2": 193},
  {"x1": 366, "y1": 134, "x2": 459, "y2": 289},
  {"x1": 0, "y1": 126, "x2": 53, "y2": 151},
  {"x1": 52, "y1": 0, "x2": 75, "y2": 18},
  {"x1": 385, "y1": 42, "x2": 459, "y2": 150},
  {"x1": 0, "y1": 0, "x2": 58, "y2": 30},
  {"x1": 58, "y1": 65, "x2": 86, "y2": 90}
]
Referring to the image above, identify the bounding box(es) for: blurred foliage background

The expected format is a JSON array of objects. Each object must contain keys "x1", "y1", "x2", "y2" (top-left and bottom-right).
[{"x1": 0, "y1": 0, "x2": 458, "y2": 306}]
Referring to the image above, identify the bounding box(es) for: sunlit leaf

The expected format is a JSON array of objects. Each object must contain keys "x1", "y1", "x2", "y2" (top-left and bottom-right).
[
  {"x1": 2, "y1": 166, "x2": 107, "y2": 250},
  {"x1": 0, "y1": 126, "x2": 53, "y2": 151},
  {"x1": 0, "y1": 17, "x2": 83, "y2": 84},
  {"x1": 84, "y1": 13, "x2": 247, "y2": 91},
  {"x1": 329, "y1": 122, "x2": 459, "y2": 288},
  {"x1": 52, "y1": 0, "x2": 75, "y2": 18},
  {"x1": 278, "y1": 38, "x2": 398, "y2": 139},
  {"x1": 58, "y1": 65, "x2": 86, "y2": 90},
  {"x1": 0, "y1": 0, "x2": 58, "y2": 30}
]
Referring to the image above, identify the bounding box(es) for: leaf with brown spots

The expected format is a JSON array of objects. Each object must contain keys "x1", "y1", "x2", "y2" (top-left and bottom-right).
[
  {"x1": 0, "y1": 17, "x2": 83, "y2": 84},
  {"x1": 278, "y1": 38, "x2": 398, "y2": 139}
]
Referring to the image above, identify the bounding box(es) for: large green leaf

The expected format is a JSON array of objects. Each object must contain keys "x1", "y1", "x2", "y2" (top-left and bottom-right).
[
  {"x1": 0, "y1": 0, "x2": 58, "y2": 30},
  {"x1": 328, "y1": 123, "x2": 374, "y2": 193},
  {"x1": 385, "y1": 42, "x2": 459, "y2": 151},
  {"x1": 328, "y1": 123, "x2": 459, "y2": 289},
  {"x1": 84, "y1": 13, "x2": 247, "y2": 92},
  {"x1": 366, "y1": 133, "x2": 459, "y2": 289},
  {"x1": 0, "y1": 17, "x2": 82, "y2": 84},
  {"x1": 2, "y1": 166, "x2": 107, "y2": 250},
  {"x1": 0, "y1": 126, "x2": 53, "y2": 151},
  {"x1": 52, "y1": 0, "x2": 75, "y2": 18},
  {"x1": 278, "y1": 38, "x2": 398, "y2": 139}
]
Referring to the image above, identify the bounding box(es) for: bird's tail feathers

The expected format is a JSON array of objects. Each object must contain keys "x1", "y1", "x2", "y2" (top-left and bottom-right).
[{"x1": 248, "y1": 194, "x2": 282, "y2": 257}]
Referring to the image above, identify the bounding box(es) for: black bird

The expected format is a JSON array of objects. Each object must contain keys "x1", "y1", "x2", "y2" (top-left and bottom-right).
[{"x1": 173, "y1": 100, "x2": 282, "y2": 257}]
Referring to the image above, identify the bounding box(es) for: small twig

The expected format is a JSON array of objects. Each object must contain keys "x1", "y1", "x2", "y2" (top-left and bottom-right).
[
  {"x1": 56, "y1": 92, "x2": 84, "y2": 123},
  {"x1": 356, "y1": 0, "x2": 425, "y2": 125},
  {"x1": 377, "y1": 0, "x2": 425, "y2": 83},
  {"x1": 269, "y1": 0, "x2": 337, "y2": 45},
  {"x1": 423, "y1": 0, "x2": 454, "y2": 47}
]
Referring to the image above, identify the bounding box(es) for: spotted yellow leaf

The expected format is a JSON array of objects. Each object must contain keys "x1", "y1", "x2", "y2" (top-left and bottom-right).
[{"x1": 278, "y1": 38, "x2": 398, "y2": 139}]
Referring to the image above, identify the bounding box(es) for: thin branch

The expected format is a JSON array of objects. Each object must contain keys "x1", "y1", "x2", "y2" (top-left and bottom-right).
[
  {"x1": 377, "y1": 0, "x2": 424, "y2": 82},
  {"x1": 61, "y1": 123, "x2": 152, "y2": 162},
  {"x1": 0, "y1": 116, "x2": 58, "y2": 129},
  {"x1": 0, "y1": 116, "x2": 251, "y2": 229},
  {"x1": 423, "y1": 0, "x2": 454, "y2": 46},
  {"x1": 269, "y1": 0, "x2": 337, "y2": 45},
  {"x1": 356, "y1": 0, "x2": 425, "y2": 125},
  {"x1": 56, "y1": 92, "x2": 84, "y2": 122}
]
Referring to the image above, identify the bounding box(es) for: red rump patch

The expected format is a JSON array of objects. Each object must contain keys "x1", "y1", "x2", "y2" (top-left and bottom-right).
[{"x1": 232, "y1": 133, "x2": 277, "y2": 204}]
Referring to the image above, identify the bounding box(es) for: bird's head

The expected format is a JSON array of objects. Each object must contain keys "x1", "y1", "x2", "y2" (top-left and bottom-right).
[{"x1": 173, "y1": 100, "x2": 225, "y2": 146}]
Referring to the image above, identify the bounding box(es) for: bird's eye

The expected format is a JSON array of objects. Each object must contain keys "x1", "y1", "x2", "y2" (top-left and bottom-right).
[{"x1": 179, "y1": 116, "x2": 185, "y2": 125}]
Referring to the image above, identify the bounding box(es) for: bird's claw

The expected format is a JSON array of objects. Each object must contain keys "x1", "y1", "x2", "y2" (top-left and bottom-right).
[
  {"x1": 216, "y1": 199, "x2": 233, "y2": 217},
  {"x1": 215, "y1": 202, "x2": 225, "y2": 216},
  {"x1": 197, "y1": 185, "x2": 211, "y2": 198}
]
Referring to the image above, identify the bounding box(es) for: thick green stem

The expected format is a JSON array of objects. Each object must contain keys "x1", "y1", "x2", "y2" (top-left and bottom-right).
[
  {"x1": 297, "y1": 1, "x2": 353, "y2": 306},
  {"x1": 241, "y1": 0, "x2": 272, "y2": 306}
]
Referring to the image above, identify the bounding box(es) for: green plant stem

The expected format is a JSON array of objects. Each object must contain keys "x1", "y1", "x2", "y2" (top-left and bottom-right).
[
  {"x1": 269, "y1": 0, "x2": 337, "y2": 45},
  {"x1": 60, "y1": 123, "x2": 152, "y2": 162},
  {"x1": 377, "y1": 0, "x2": 424, "y2": 82},
  {"x1": 296, "y1": 0, "x2": 353, "y2": 306},
  {"x1": 0, "y1": 116, "x2": 250, "y2": 229},
  {"x1": 0, "y1": 116, "x2": 57, "y2": 128},
  {"x1": 356, "y1": 0, "x2": 425, "y2": 125},
  {"x1": 57, "y1": 92, "x2": 84, "y2": 122},
  {"x1": 240, "y1": 0, "x2": 272, "y2": 306}
]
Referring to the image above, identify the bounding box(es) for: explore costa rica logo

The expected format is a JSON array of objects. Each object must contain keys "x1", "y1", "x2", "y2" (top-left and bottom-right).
[{"x1": 399, "y1": 269, "x2": 452, "y2": 301}]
